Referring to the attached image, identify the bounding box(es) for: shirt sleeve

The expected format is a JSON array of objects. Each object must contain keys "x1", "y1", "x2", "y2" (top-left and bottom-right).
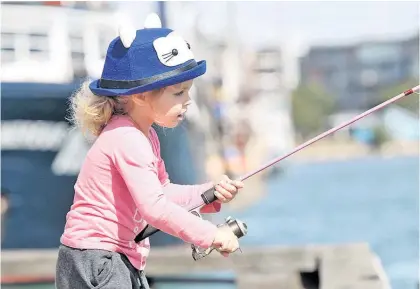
[
  {"x1": 112, "y1": 130, "x2": 217, "y2": 248},
  {"x1": 163, "y1": 182, "x2": 222, "y2": 213},
  {"x1": 152, "y1": 127, "x2": 221, "y2": 214}
]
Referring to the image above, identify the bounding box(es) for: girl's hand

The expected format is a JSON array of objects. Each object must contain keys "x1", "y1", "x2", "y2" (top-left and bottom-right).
[
  {"x1": 212, "y1": 224, "x2": 240, "y2": 257},
  {"x1": 214, "y1": 175, "x2": 244, "y2": 203}
]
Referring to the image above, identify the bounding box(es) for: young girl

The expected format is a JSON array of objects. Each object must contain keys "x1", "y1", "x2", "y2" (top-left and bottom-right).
[{"x1": 55, "y1": 14, "x2": 244, "y2": 289}]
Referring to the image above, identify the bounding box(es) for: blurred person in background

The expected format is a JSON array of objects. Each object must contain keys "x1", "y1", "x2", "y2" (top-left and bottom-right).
[
  {"x1": 233, "y1": 120, "x2": 252, "y2": 171},
  {"x1": 55, "y1": 13, "x2": 245, "y2": 289},
  {"x1": 1, "y1": 188, "x2": 11, "y2": 244}
]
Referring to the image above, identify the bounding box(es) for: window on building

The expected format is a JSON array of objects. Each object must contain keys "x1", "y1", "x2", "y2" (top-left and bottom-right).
[
  {"x1": 356, "y1": 44, "x2": 401, "y2": 64},
  {"x1": 1, "y1": 32, "x2": 50, "y2": 64},
  {"x1": 93, "y1": 25, "x2": 116, "y2": 59},
  {"x1": 1, "y1": 33, "x2": 15, "y2": 64},
  {"x1": 29, "y1": 33, "x2": 49, "y2": 62},
  {"x1": 69, "y1": 33, "x2": 87, "y2": 78}
]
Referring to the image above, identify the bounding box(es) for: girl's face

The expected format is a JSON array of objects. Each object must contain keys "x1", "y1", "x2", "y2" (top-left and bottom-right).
[{"x1": 148, "y1": 80, "x2": 194, "y2": 128}]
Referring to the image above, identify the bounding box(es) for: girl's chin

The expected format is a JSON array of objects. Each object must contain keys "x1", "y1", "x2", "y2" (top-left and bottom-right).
[{"x1": 158, "y1": 116, "x2": 184, "y2": 128}]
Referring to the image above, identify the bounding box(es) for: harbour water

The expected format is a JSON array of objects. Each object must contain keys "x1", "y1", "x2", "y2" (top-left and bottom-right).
[{"x1": 231, "y1": 155, "x2": 419, "y2": 289}]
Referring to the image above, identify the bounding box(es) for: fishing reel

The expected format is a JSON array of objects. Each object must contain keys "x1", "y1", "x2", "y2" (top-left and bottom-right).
[
  {"x1": 191, "y1": 213, "x2": 248, "y2": 261},
  {"x1": 134, "y1": 187, "x2": 248, "y2": 260}
]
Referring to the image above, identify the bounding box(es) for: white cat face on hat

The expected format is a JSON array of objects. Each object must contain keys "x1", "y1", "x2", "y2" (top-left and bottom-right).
[
  {"x1": 118, "y1": 13, "x2": 195, "y2": 66},
  {"x1": 153, "y1": 32, "x2": 195, "y2": 67}
]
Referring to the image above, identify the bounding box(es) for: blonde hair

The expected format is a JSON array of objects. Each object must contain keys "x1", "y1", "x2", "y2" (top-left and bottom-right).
[
  {"x1": 68, "y1": 81, "x2": 167, "y2": 138},
  {"x1": 68, "y1": 80, "x2": 126, "y2": 137}
]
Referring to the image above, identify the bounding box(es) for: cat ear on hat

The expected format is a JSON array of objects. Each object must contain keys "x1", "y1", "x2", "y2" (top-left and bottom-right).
[
  {"x1": 118, "y1": 19, "x2": 136, "y2": 48},
  {"x1": 117, "y1": 13, "x2": 162, "y2": 49},
  {"x1": 144, "y1": 13, "x2": 162, "y2": 28}
]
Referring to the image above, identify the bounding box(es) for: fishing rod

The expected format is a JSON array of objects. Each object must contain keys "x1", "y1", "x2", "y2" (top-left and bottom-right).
[
  {"x1": 135, "y1": 85, "x2": 419, "y2": 259},
  {"x1": 240, "y1": 85, "x2": 420, "y2": 182}
]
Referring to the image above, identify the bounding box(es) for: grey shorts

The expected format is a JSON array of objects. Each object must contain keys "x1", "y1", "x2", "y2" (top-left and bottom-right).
[{"x1": 55, "y1": 245, "x2": 149, "y2": 289}]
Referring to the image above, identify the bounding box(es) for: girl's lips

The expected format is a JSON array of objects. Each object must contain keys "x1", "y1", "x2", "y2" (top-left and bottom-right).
[{"x1": 177, "y1": 110, "x2": 187, "y2": 117}]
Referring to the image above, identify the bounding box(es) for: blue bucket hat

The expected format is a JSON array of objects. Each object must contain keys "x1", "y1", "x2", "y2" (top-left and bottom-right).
[{"x1": 89, "y1": 14, "x2": 206, "y2": 97}]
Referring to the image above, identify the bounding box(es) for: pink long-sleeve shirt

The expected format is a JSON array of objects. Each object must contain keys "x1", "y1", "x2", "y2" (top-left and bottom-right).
[{"x1": 60, "y1": 115, "x2": 220, "y2": 270}]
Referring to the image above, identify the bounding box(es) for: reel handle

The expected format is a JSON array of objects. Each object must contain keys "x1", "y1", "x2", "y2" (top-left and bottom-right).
[{"x1": 191, "y1": 216, "x2": 248, "y2": 261}]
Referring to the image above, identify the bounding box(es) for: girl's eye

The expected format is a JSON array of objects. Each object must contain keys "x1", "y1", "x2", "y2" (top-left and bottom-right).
[{"x1": 174, "y1": 90, "x2": 184, "y2": 96}]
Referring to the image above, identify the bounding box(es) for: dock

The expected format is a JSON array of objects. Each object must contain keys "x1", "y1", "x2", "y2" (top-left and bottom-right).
[{"x1": 1, "y1": 242, "x2": 390, "y2": 288}]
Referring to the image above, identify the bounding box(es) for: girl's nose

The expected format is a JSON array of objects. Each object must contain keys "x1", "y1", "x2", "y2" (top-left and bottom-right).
[{"x1": 184, "y1": 97, "x2": 192, "y2": 107}]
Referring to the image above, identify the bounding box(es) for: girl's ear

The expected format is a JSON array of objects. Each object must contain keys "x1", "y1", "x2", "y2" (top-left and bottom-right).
[
  {"x1": 131, "y1": 93, "x2": 148, "y2": 107},
  {"x1": 131, "y1": 89, "x2": 164, "y2": 107}
]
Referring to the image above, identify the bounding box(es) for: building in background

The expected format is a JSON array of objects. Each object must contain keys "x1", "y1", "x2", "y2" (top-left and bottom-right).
[
  {"x1": 246, "y1": 48, "x2": 295, "y2": 157},
  {"x1": 299, "y1": 34, "x2": 419, "y2": 111}
]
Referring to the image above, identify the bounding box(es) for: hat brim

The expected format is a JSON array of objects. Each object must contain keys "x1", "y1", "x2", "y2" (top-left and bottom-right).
[{"x1": 89, "y1": 60, "x2": 206, "y2": 97}]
